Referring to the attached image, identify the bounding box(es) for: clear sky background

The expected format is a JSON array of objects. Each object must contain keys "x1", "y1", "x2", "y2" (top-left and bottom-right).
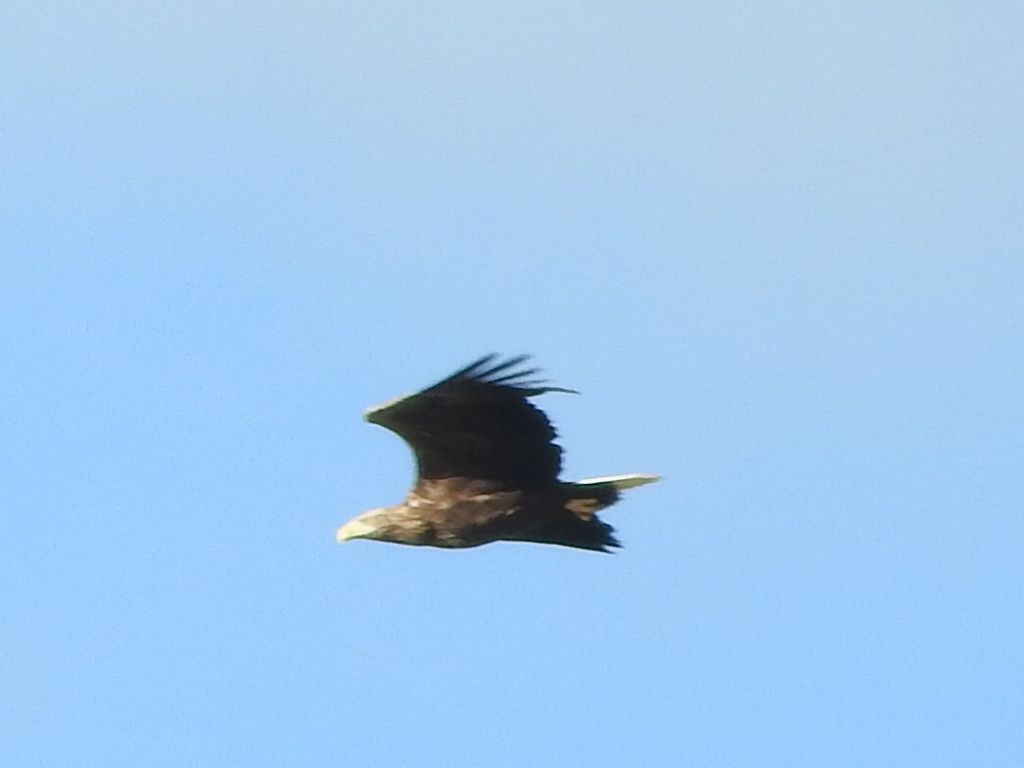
[{"x1": 3, "y1": 3, "x2": 1022, "y2": 766}]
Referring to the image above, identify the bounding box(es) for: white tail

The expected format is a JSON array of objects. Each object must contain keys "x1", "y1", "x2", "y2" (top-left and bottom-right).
[{"x1": 575, "y1": 473, "x2": 661, "y2": 490}]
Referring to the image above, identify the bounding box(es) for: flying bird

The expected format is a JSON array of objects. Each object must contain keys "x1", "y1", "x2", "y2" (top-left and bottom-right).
[{"x1": 335, "y1": 355, "x2": 659, "y2": 552}]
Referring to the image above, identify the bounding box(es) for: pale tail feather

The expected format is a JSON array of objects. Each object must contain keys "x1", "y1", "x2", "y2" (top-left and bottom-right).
[{"x1": 574, "y1": 473, "x2": 661, "y2": 490}]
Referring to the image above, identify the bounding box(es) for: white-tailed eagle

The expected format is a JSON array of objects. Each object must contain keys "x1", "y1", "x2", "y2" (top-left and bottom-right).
[{"x1": 335, "y1": 355, "x2": 658, "y2": 552}]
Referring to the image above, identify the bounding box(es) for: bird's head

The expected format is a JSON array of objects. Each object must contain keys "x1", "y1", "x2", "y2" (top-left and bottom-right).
[
  {"x1": 334, "y1": 508, "x2": 392, "y2": 543},
  {"x1": 335, "y1": 506, "x2": 435, "y2": 546}
]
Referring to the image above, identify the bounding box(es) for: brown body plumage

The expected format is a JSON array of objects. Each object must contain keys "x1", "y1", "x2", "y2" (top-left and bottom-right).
[{"x1": 335, "y1": 355, "x2": 658, "y2": 552}]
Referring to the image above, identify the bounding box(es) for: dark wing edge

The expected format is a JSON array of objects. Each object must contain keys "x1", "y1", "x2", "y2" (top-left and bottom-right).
[
  {"x1": 363, "y1": 354, "x2": 576, "y2": 485},
  {"x1": 421, "y1": 353, "x2": 579, "y2": 398},
  {"x1": 364, "y1": 354, "x2": 577, "y2": 428}
]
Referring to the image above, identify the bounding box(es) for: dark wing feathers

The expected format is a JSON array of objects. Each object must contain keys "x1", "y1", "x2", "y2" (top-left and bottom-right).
[
  {"x1": 513, "y1": 516, "x2": 621, "y2": 552},
  {"x1": 365, "y1": 355, "x2": 575, "y2": 486},
  {"x1": 435, "y1": 354, "x2": 576, "y2": 396}
]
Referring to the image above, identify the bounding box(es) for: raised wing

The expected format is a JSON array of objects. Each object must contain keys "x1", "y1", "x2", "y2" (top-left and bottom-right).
[{"x1": 364, "y1": 355, "x2": 576, "y2": 487}]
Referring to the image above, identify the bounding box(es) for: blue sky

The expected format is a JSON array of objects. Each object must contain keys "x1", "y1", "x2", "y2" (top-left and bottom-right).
[{"x1": 3, "y1": 2, "x2": 1022, "y2": 766}]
